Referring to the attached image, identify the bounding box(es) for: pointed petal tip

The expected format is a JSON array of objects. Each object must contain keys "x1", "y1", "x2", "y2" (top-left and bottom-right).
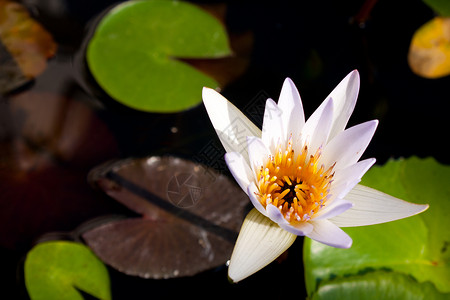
[
  {"x1": 306, "y1": 219, "x2": 353, "y2": 248},
  {"x1": 307, "y1": 235, "x2": 353, "y2": 249},
  {"x1": 345, "y1": 69, "x2": 360, "y2": 83},
  {"x1": 368, "y1": 119, "x2": 379, "y2": 129},
  {"x1": 336, "y1": 69, "x2": 360, "y2": 94},
  {"x1": 342, "y1": 237, "x2": 353, "y2": 249},
  {"x1": 283, "y1": 77, "x2": 295, "y2": 86},
  {"x1": 201, "y1": 86, "x2": 213, "y2": 94},
  {"x1": 353, "y1": 119, "x2": 379, "y2": 138},
  {"x1": 319, "y1": 234, "x2": 352, "y2": 249},
  {"x1": 201, "y1": 86, "x2": 262, "y2": 154},
  {"x1": 227, "y1": 272, "x2": 237, "y2": 284},
  {"x1": 366, "y1": 119, "x2": 379, "y2": 136},
  {"x1": 350, "y1": 69, "x2": 360, "y2": 76},
  {"x1": 331, "y1": 185, "x2": 430, "y2": 227},
  {"x1": 202, "y1": 85, "x2": 223, "y2": 96},
  {"x1": 227, "y1": 271, "x2": 245, "y2": 283},
  {"x1": 202, "y1": 86, "x2": 219, "y2": 104},
  {"x1": 279, "y1": 77, "x2": 302, "y2": 107},
  {"x1": 417, "y1": 203, "x2": 429, "y2": 214}
]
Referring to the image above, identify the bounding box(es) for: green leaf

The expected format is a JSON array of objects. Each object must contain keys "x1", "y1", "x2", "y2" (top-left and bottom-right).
[
  {"x1": 304, "y1": 157, "x2": 450, "y2": 297},
  {"x1": 87, "y1": 0, "x2": 231, "y2": 113},
  {"x1": 25, "y1": 241, "x2": 111, "y2": 300},
  {"x1": 423, "y1": 0, "x2": 450, "y2": 17},
  {"x1": 312, "y1": 271, "x2": 449, "y2": 300}
]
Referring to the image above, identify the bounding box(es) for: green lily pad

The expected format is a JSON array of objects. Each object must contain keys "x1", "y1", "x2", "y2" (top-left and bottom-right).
[
  {"x1": 87, "y1": 0, "x2": 231, "y2": 113},
  {"x1": 423, "y1": 0, "x2": 450, "y2": 17},
  {"x1": 25, "y1": 241, "x2": 111, "y2": 300},
  {"x1": 312, "y1": 271, "x2": 448, "y2": 300},
  {"x1": 304, "y1": 157, "x2": 450, "y2": 297}
]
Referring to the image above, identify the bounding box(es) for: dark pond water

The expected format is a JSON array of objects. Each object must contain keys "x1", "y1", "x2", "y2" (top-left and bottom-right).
[{"x1": 1, "y1": 0, "x2": 449, "y2": 299}]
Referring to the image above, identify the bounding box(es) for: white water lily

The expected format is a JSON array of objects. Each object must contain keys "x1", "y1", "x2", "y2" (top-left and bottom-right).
[{"x1": 202, "y1": 70, "x2": 428, "y2": 283}]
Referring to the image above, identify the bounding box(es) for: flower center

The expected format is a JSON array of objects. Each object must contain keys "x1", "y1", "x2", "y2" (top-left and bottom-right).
[{"x1": 256, "y1": 136, "x2": 335, "y2": 223}]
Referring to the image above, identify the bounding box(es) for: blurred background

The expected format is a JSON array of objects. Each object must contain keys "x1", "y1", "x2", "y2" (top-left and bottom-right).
[{"x1": 1, "y1": 0, "x2": 449, "y2": 299}]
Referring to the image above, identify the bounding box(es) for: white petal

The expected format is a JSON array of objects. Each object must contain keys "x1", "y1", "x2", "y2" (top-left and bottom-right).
[
  {"x1": 202, "y1": 87, "x2": 261, "y2": 160},
  {"x1": 329, "y1": 158, "x2": 376, "y2": 200},
  {"x1": 247, "y1": 136, "x2": 270, "y2": 175},
  {"x1": 266, "y1": 204, "x2": 313, "y2": 235},
  {"x1": 329, "y1": 184, "x2": 429, "y2": 227},
  {"x1": 261, "y1": 98, "x2": 284, "y2": 152},
  {"x1": 321, "y1": 120, "x2": 378, "y2": 170},
  {"x1": 228, "y1": 208, "x2": 297, "y2": 282},
  {"x1": 313, "y1": 199, "x2": 353, "y2": 220},
  {"x1": 301, "y1": 98, "x2": 334, "y2": 155},
  {"x1": 247, "y1": 182, "x2": 267, "y2": 216},
  {"x1": 277, "y1": 78, "x2": 305, "y2": 143},
  {"x1": 326, "y1": 70, "x2": 360, "y2": 140},
  {"x1": 224, "y1": 152, "x2": 253, "y2": 195},
  {"x1": 306, "y1": 219, "x2": 353, "y2": 248}
]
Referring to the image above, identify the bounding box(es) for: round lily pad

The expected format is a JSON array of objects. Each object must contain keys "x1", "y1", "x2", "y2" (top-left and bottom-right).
[
  {"x1": 312, "y1": 271, "x2": 448, "y2": 300},
  {"x1": 304, "y1": 157, "x2": 450, "y2": 298},
  {"x1": 24, "y1": 241, "x2": 111, "y2": 300},
  {"x1": 86, "y1": 0, "x2": 231, "y2": 113}
]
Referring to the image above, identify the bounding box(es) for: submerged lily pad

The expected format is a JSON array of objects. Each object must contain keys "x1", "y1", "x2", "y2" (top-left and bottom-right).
[
  {"x1": 24, "y1": 241, "x2": 111, "y2": 300},
  {"x1": 304, "y1": 157, "x2": 450, "y2": 297},
  {"x1": 84, "y1": 156, "x2": 248, "y2": 278},
  {"x1": 87, "y1": 0, "x2": 231, "y2": 113}
]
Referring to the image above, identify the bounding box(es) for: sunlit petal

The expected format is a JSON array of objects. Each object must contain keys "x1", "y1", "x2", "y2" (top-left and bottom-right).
[
  {"x1": 326, "y1": 70, "x2": 360, "y2": 140},
  {"x1": 329, "y1": 184, "x2": 429, "y2": 227},
  {"x1": 313, "y1": 199, "x2": 353, "y2": 220},
  {"x1": 247, "y1": 183, "x2": 267, "y2": 216},
  {"x1": 329, "y1": 158, "x2": 376, "y2": 200},
  {"x1": 266, "y1": 204, "x2": 313, "y2": 235},
  {"x1": 321, "y1": 120, "x2": 378, "y2": 170},
  {"x1": 228, "y1": 208, "x2": 297, "y2": 283},
  {"x1": 306, "y1": 219, "x2": 353, "y2": 248},
  {"x1": 224, "y1": 152, "x2": 253, "y2": 195},
  {"x1": 203, "y1": 71, "x2": 429, "y2": 281},
  {"x1": 261, "y1": 98, "x2": 284, "y2": 152},
  {"x1": 277, "y1": 78, "x2": 305, "y2": 145},
  {"x1": 202, "y1": 87, "x2": 261, "y2": 159},
  {"x1": 300, "y1": 97, "x2": 334, "y2": 155},
  {"x1": 247, "y1": 136, "x2": 270, "y2": 175}
]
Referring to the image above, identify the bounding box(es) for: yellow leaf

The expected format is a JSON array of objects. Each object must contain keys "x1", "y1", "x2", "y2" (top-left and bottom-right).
[
  {"x1": 408, "y1": 17, "x2": 450, "y2": 79},
  {"x1": 0, "y1": 0, "x2": 57, "y2": 81}
]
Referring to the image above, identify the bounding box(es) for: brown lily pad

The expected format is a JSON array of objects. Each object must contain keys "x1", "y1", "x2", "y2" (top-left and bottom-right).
[{"x1": 84, "y1": 156, "x2": 249, "y2": 278}]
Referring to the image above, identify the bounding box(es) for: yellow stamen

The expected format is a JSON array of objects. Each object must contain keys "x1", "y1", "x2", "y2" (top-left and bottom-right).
[
  {"x1": 255, "y1": 139, "x2": 335, "y2": 223},
  {"x1": 283, "y1": 176, "x2": 292, "y2": 186},
  {"x1": 278, "y1": 188, "x2": 291, "y2": 199}
]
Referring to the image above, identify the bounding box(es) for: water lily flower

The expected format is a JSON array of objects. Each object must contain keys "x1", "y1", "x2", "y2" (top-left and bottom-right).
[{"x1": 202, "y1": 70, "x2": 429, "y2": 283}]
